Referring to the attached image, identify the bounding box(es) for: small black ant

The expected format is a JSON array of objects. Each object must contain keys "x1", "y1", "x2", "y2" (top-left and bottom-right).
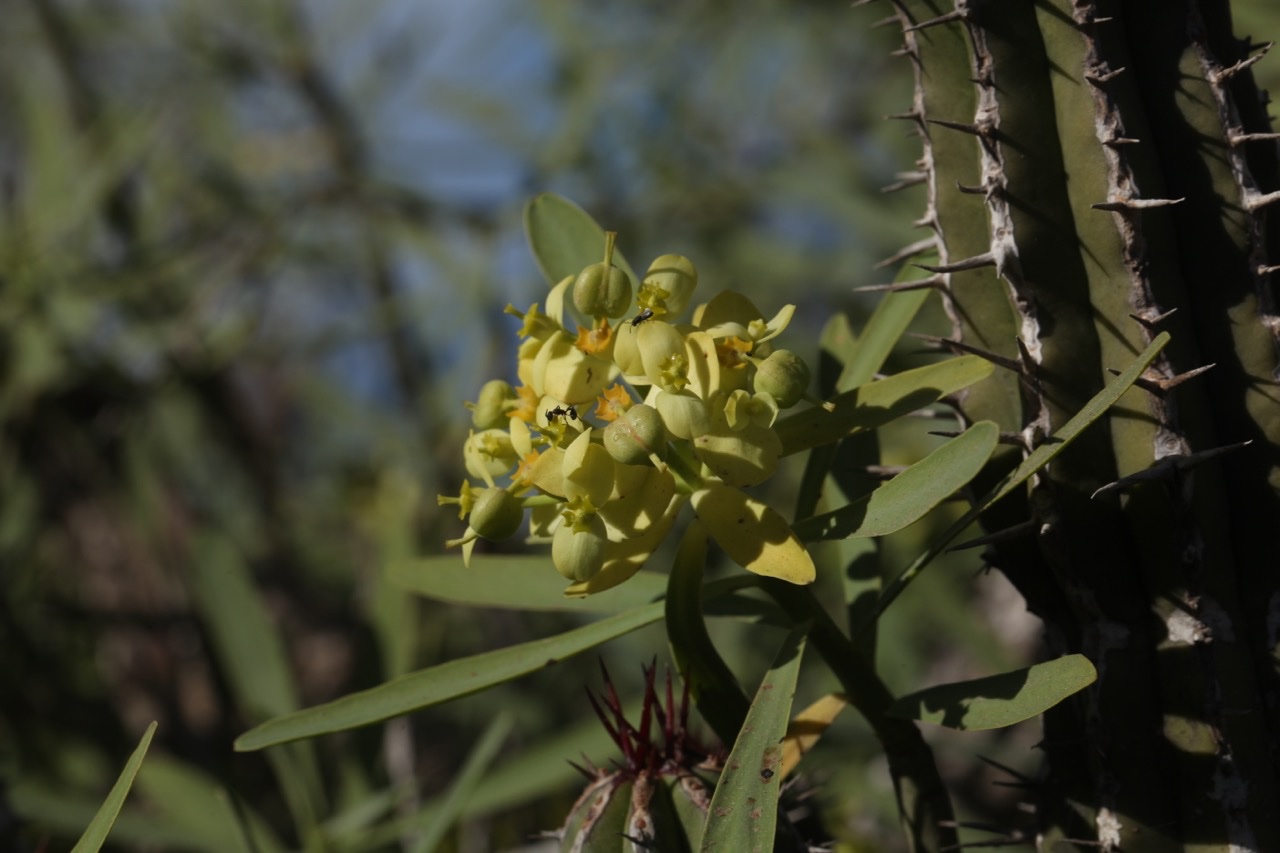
[
  {"x1": 630, "y1": 308, "x2": 655, "y2": 327},
  {"x1": 545, "y1": 404, "x2": 578, "y2": 422}
]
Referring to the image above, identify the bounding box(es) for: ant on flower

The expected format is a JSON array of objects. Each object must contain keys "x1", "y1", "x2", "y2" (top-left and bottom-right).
[{"x1": 545, "y1": 404, "x2": 578, "y2": 423}]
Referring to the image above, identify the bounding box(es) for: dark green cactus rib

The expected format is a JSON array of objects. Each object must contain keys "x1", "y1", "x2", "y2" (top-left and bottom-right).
[{"x1": 880, "y1": 0, "x2": 1280, "y2": 849}]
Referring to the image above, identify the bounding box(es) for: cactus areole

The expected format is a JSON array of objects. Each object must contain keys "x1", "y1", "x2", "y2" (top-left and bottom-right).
[{"x1": 880, "y1": 0, "x2": 1280, "y2": 849}]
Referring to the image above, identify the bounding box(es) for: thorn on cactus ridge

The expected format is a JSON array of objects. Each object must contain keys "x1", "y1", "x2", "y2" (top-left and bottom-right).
[
  {"x1": 1102, "y1": 134, "x2": 1141, "y2": 146},
  {"x1": 871, "y1": 14, "x2": 898, "y2": 29},
  {"x1": 914, "y1": 251, "x2": 996, "y2": 273},
  {"x1": 903, "y1": 9, "x2": 965, "y2": 31},
  {"x1": 1244, "y1": 190, "x2": 1280, "y2": 211},
  {"x1": 1106, "y1": 363, "x2": 1216, "y2": 394},
  {"x1": 886, "y1": 109, "x2": 923, "y2": 122},
  {"x1": 1258, "y1": 264, "x2": 1280, "y2": 276},
  {"x1": 889, "y1": 45, "x2": 921, "y2": 63},
  {"x1": 1229, "y1": 131, "x2": 1280, "y2": 145},
  {"x1": 1092, "y1": 196, "x2": 1185, "y2": 211},
  {"x1": 854, "y1": 275, "x2": 946, "y2": 294},
  {"x1": 1085, "y1": 65, "x2": 1127, "y2": 85},
  {"x1": 978, "y1": 754, "x2": 1039, "y2": 787},
  {"x1": 956, "y1": 180, "x2": 989, "y2": 195},
  {"x1": 927, "y1": 117, "x2": 985, "y2": 137},
  {"x1": 1213, "y1": 50, "x2": 1268, "y2": 82},
  {"x1": 931, "y1": 428, "x2": 1027, "y2": 448},
  {"x1": 881, "y1": 172, "x2": 928, "y2": 193},
  {"x1": 1129, "y1": 308, "x2": 1179, "y2": 330},
  {"x1": 875, "y1": 236, "x2": 938, "y2": 268},
  {"x1": 1090, "y1": 441, "x2": 1254, "y2": 500},
  {"x1": 908, "y1": 333, "x2": 1025, "y2": 373}
]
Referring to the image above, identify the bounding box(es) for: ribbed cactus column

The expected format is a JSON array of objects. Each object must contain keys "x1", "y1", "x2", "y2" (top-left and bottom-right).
[{"x1": 881, "y1": 1, "x2": 1280, "y2": 849}]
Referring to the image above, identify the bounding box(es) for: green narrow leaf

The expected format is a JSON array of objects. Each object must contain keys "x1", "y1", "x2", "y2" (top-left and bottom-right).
[
  {"x1": 135, "y1": 754, "x2": 285, "y2": 853},
  {"x1": 776, "y1": 355, "x2": 995, "y2": 456},
  {"x1": 865, "y1": 333, "x2": 1171, "y2": 630},
  {"x1": 665, "y1": 521, "x2": 751, "y2": 745},
  {"x1": 837, "y1": 272, "x2": 932, "y2": 392},
  {"x1": 391, "y1": 556, "x2": 668, "y2": 612},
  {"x1": 794, "y1": 421, "x2": 999, "y2": 541},
  {"x1": 235, "y1": 602, "x2": 666, "y2": 751},
  {"x1": 70, "y1": 722, "x2": 156, "y2": 853},
  {"x1": 189, "y1": 533, "x2": 299, "y2": 721},
  {"x1": 523, "y1": 192, "x2": 638, "y2": 287},
  {"x1": 236, "y1": 576, "x2": 752, "y2": 752},
  {"x1": 888, "y1": 654, "x2": 1098, "y2": 731},
  {"x1": 700, "y1": 628, "x2": 806, "y2": 853},
  {"x1": 189, "y1": 533, "x2": 324, "y2": 828},
  {"x1": 410, "y1": 712, "x2": 514, "y2": 853},
  {"x1": 358, "y1": 707, "x2": 640, "y2": 849}
]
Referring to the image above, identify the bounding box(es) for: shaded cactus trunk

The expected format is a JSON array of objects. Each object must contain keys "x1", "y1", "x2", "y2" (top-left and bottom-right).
[{"x1": 881, "y1": 0, "x2": 1280, "y2": 848}]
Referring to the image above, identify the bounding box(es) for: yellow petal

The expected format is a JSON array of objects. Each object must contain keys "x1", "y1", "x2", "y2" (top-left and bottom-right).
[
  {"x1": 691, "y1": 482, "x2": 814, "y2": 584},
  {"x1": 693, "y1": 420, "x2": 781, "y2": 487},
  {"x1": 562, "y1": 429, "x2": 616, "y2": 507},
  {"x1": 683, "y1": 330, "x2": 720, "y2": 400},
  {"x1": 780, "y1": 693, "x2": 849, "y2": 778}
]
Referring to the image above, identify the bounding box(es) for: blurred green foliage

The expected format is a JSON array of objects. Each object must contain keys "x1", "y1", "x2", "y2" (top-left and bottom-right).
[{"x1": 2, "y1": 0, "x2": 1278, "y2": 851}]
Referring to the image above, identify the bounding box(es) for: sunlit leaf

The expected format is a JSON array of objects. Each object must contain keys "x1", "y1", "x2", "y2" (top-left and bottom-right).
[
  {"x1": 888, "y1": 655, "x2": 1097, "y2": 730},
  {"x1": 692, "y1": 482, "x2": 815, "y2": 585},
  {"x1": 776, "y1": 355, "x2": 994, "y2": 456},
  {"x1": 793, "y1": 421, "x2": 999, "y2": 541},
  {"x1": 779, "y1": 693, "x2": 849, "y2": 779},
  {"x1": 866, "y1": 333, "x2": 1171, "y2": 629},
  {"x1": 523, "y1": 192, "x2": 638, "y2": 287}
]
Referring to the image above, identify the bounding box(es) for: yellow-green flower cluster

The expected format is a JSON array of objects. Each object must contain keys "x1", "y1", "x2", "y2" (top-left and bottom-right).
[{"x1": 440, "y1": 236, "x2": 816, "y2": 594}]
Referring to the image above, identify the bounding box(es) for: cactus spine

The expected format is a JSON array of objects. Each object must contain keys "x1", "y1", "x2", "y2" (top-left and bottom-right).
[{"x1": 882, "y1": 1, "x2": 1280, "y2": 849}]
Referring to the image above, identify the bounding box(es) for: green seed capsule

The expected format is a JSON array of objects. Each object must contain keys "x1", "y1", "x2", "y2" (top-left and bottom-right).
[
  {"x1": 572, "y1": 263, "x2": 632, "y2": 319},
  {"x1": 552, "y1": 515, "x2": 608, "y2": 582},
  {"x1": 470, "y1": 379, "x2": 513, "y2": 430},
  {"x1": 468, "y1": 487, "x2": 524, "y2": 540},
  {"x1": 603, "y1": 404, "x2": 666, "y2": 464},
  {"x1": 572, "y1": 232, "x2": 633, "y2": 319},
  {"x1": 753, "y1": 349, "x2": 811, "y2": 408}
]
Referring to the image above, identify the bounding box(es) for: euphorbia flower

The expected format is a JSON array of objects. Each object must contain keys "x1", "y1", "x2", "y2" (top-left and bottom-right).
[{"x1": 444, "y1": 232, "x2": 818, "y2": 594}]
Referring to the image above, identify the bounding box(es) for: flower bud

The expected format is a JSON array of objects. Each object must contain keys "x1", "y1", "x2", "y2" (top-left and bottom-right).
[
  {"x1": 552, "y1": 514, "x2": 608, "y2": 582},
  {"x1": 469, "y1": 379, "x2": 512, "y2": 430},
  {"x1": 753, "y1": 349, "x2": 810, "y2": 408},
  {"x1": 640, "y1": 254, "x2": 697, "y2": 317},
  {"x1": 603, "y1": 403, "x2": 666, "y2": 464},
  {"x1": 469, "y1": 487, "x2": 524, "y2": 540}
]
